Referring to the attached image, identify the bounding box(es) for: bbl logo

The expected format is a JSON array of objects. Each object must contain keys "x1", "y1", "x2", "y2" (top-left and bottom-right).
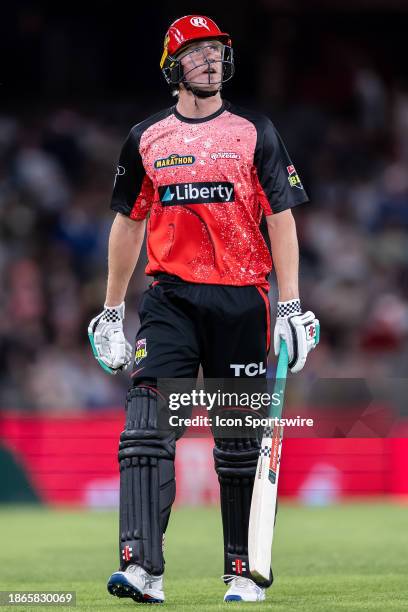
[
  {"x1": 154, "y1": 154, "x2": 195, "y2": 170},
  {"x1": 287, "y1": 165, "x2": 303, "y2": 189},
  {"x1": 135, "y1": 338, "x2": 147, "y2": 365},
  {"x1": 159, "y1": 182, "x2": 235, "y2": 205}
]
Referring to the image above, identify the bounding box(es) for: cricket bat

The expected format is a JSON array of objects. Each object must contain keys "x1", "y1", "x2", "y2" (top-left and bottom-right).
[{"x1": 248, "y1": 339, "x2": 289, "y2": 582}]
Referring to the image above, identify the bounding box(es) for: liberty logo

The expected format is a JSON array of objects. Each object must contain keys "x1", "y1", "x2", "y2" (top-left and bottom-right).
[
  {"x1": 162, "y1": 187, "x2": 175, "y2": 202},
  {"x1": 159, "y1": 182, "x2": 235, "y2": 205}
]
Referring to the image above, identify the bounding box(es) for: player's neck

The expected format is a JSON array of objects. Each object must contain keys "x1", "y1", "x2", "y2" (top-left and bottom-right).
[{"x1": 176, "y1": 90, "x2": 223, "y2": 119}]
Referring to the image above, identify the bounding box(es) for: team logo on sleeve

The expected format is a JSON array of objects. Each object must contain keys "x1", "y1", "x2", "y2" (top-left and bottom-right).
[
  {"x1": 113, "y1": 165, "x2": 125, "y2": 187},
  {"x1": 287, "y1": 165, "x2": 303, "y2": 189},
  {"x1": 154, "y1": 154, "x2": 195, "y2": 169},
  {"x1": 135, "y1": 338, "x2": 147, "y2": 365}
]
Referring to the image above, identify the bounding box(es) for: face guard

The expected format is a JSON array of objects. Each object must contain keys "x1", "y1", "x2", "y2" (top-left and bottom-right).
[{"x1": 160, "y1": 15, "x2": 234, "y2": 97}]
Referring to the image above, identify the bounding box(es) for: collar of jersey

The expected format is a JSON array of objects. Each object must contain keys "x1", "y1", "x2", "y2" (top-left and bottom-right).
[{"x1": 173, "y1": 100, "x2": 229, "y2": 124}]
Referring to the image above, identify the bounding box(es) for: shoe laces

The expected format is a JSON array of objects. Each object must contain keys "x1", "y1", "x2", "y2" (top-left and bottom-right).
[{"x1": 222, "y1": 574, "x2": 257, "y2": 589}]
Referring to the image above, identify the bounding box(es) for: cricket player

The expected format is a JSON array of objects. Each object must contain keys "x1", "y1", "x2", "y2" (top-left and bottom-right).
[{"x1": 88, "y1": 15, "x2": 319, "y2": 604}]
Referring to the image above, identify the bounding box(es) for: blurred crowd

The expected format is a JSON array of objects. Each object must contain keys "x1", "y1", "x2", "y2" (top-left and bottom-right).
[
  {"x1": 1, "y1": 45, "x2": 408, "y2": 411},
  {"x1": 0, "y1": 108, "x2": 147, "y2": 410}
]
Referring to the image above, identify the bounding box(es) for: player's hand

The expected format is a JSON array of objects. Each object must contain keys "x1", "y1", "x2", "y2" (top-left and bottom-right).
[
  {"x1": 273, "y1": 299, "x2": 319, "y2": 373},
  {"x1": 88, "y1": 302, "x2": 133, "y2": 375}
]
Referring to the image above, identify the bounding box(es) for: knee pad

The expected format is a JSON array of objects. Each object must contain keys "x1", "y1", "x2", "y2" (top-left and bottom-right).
[
  {"x1": 118, "y1": 386, "x2": 176, "y2": 575},
  {"x1": 214, "y1": 437, "x2": 273, "y2": 588}
]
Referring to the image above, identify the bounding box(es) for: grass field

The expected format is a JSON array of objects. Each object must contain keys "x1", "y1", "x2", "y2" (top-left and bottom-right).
[{"x1": 0, "y1": 502, "x2": 407, "y2": 611}]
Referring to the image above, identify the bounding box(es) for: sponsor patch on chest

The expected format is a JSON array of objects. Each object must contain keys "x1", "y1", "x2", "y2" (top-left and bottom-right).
[
  {"x1": 159, "y1": 182, "x2": 235, "y2": 205},
  {"x1": 154, "y1": 154, "x2": 195, "y2": 169},
  {"x1": 210, "y1": 151, "x2": 241, "y2": 161}
]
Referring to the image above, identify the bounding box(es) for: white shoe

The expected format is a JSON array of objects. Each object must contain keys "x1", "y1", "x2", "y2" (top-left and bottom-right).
[
  {"x1": 223, "y1": 574, "x2": 265, "y2": 602},
  {"x1": 107, "y1": 564, "x2": 165, "y2": 603}
]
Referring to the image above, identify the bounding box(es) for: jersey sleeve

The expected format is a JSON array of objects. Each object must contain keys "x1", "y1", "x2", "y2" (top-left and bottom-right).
[
  {"x1": 254, "y1": 119, "x2": 309, "y2": 215},
  {"x1": 110, "y1": 127, "x2": 154, "y2": 220}
]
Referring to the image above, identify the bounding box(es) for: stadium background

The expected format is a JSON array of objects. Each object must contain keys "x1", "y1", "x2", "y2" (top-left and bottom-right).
[{"x1": 1, "y1": 1, "x2": 408, "y2": 508}]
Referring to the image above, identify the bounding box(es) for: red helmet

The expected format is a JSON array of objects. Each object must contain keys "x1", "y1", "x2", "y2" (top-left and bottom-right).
[
  {"x1": 160, "y1": 15, "x2": 234, "y2": 90},
  {"x1": 162, "y1": 15, "x2": 231, "y2": 59}
]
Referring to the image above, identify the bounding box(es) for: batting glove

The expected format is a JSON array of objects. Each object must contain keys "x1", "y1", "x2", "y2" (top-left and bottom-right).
[
  {"x1": 274, "y1": 299, "x2": 320, "y2": 373},
  {"x1": 88, "y1": 302, "x2": 133, "y2": 375}
]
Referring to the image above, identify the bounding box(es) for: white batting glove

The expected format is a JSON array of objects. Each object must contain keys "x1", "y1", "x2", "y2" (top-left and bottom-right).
[
  {"x1": 88, "y1": 302, "x2": 133, "y2": 375},
  {"x1": 274, "y1": 299, "x2": 320, "y2": 373}
]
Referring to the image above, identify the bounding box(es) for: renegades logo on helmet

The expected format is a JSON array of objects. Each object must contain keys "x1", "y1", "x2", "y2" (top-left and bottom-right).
[
  {"x1": 190, "y1": 16, "x2": 211, "y2": 31},
  {"x1": 160, "y1": 15, "x2": 234, "y2": 88}
]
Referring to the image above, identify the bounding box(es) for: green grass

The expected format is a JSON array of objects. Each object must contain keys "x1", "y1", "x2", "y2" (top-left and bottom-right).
[{"x1": 0, "y1": 502, "x2": 407, "y2": 611}]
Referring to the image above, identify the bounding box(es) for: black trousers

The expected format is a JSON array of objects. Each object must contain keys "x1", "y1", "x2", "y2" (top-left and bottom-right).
[{"x1": 131, "y1": 273, "x2": 270, "y2": 382}]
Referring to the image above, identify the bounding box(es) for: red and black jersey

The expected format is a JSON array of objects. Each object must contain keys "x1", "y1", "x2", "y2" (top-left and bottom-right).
[{"x1": 111, "y1": 100, "x2": 308, "y2": 288}]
